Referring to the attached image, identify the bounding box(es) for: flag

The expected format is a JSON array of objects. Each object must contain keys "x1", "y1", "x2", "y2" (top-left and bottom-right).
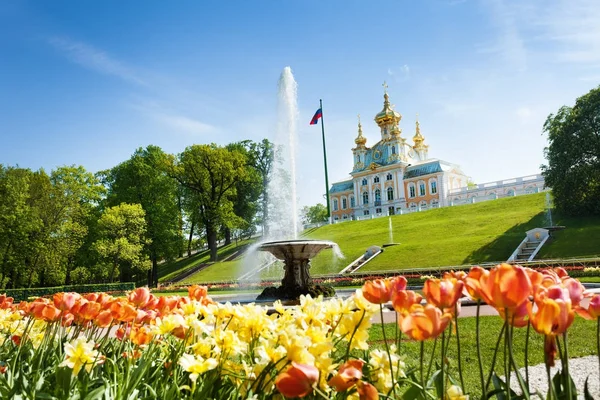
[{"x1": 310, "y1": 108, "x2": 322, "y2": 125}]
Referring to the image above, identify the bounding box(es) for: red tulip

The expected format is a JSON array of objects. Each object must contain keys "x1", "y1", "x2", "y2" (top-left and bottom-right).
[
  {"x1": 275, "y1": 362, "x2": 319, "y2": 398},
  {"x1": 423, "y1": 277, "x2": 464, "y2": 310},
  {"x1": 362, "y1": 279, "x2": 392, "y2": 304},
  {"x1": 328, "y1": 359, "x2": 364, "y2": 391}
]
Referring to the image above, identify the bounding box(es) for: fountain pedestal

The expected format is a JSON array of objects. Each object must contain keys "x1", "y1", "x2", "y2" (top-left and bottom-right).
[{"x1": 255, "y1": 240, "x2": 337, "y2": 301}]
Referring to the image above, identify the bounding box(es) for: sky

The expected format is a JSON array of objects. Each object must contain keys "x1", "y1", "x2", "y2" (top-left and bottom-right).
[{"x1": 1, "y1": 0, "x2": 599, "y2": 208}]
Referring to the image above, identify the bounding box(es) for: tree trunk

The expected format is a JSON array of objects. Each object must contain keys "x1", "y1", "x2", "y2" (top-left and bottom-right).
[
  {"x1": 150, "y1": 250, "x2": 158, "y2": 287},
  {"x1": 177, "y1": 194, "x2": 184, "y2": 258},
  {"x1": 224, "y1": 227, "x2": 232, "y2": 246},
  {"x1": 110, "y1": 260, "x2": 118, "y2": 282},
  {"x1": 187, "y1": 220, "x2": 195, "y2": 257},
  {"x1": 206, "y1": 225, "x2": 218, "y2": 262}
]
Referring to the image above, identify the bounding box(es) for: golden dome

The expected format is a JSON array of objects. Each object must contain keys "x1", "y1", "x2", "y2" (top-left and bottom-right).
[
  {"x1": 355, "y1": 114, "x2": 367, "y2": 146},
  {"x1": 374, "y1": 83, "x2": 401, "y2": 126},
  {"x1": 413, "y1": 114, "x2": 427, "y2": 149}
]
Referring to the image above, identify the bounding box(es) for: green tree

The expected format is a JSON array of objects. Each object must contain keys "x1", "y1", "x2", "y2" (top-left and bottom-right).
[
  {"x1": 171, "y1": 144, "x2": 248, "y2": 262},
  {"x1": 542, "y1": 85, "x2": 600, "y2": 216},
  {"x1": 93, "y1": 203, "x2": 150, "y2": 282},
  {"x1": 301, "y1": 203, "x2": 329, "y2": 225},
  {"x1": 101, "y1": 145, "x2": 181, "y2": 287},
  {"x1": 247, "y1": 139, "x2": 275, "y2": 236}
]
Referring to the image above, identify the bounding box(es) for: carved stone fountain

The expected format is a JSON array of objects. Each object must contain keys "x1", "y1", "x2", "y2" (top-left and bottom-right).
[{"x1": 255, "y1": 239, "x2": 337, "y2": 301}]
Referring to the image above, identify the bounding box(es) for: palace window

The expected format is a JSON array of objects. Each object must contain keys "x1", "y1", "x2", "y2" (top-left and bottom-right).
[
  {"x1": 430, "y1": 180, "x2": 438, "y2": 194},
  {"x1": 363, "y1": 210, "x2": 370, "y2": 216},
  {"x1": 392, "y1": 145, "x2": 396, "y2": 155},
  {"x1": 376, "y1": 208, "x2": 382, "y2": 214},
  {"x1": 409, "y1": 202, "x2": 417, "y2": 210},
  {"x1": 362, "y1": 178, "x2": 368, "y2": 186},
  {"x1": 387, "y1": 187, "x2": 394, "y2": 201},
  {"x1": 419, "y1": 181, "x2": 426, "y2": 196},
  {"x1": 350, "y1": 196, "x2": 355, "y2": 207},
  {"x1": 420, "y1": 200, "x2": 428, "y2": 208},
  {"x1": 333, "y1": 199, "x2": 339, "y2": 211},
  {"x1": 362, "y1": 192, "x2": 369, "y2": 205},
  {"x1": 386, "y1": 173, "x2": 393, "y2": 181},
  {"x1": 375, "y1": 189, "x2": 381, "y2": 203},
  {"x1": 373, "y1": 176, "x2": 380, "y2": 183},
  {"x1": 342, "y1": 214, "x2": 348, "y2": 219},
  {"x1": 342, "y1": 198, "x2": 347, "y2": 209},
  {"x1": 408, "y1": 183, "x2": 416, "y2": 198},
  {"x1": 431, "y1": 199, "x2": 439, "y2": 208}
]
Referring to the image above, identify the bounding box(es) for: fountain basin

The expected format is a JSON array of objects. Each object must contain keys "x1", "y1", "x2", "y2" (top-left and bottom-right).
[{"x1": 255, "y1": 239, "x2": 337, "y2": 301}]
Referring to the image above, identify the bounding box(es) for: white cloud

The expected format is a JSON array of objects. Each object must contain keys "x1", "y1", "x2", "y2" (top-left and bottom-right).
[
  {"x1": 129, "y1": 101, "x2": 216, "y2": 136},
  {"x1": 48, "y1": 36, "x2": 146, "y2": 86},
  {"x1": 516, "y1": 106, "x2": 532, "y2": 119},
  {"x1": 387, "y1": 64, "x2": 410, "y2": 82}
]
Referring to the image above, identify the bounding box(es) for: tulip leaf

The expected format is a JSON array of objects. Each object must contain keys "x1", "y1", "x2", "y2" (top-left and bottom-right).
[{"x1": 584, "y1": 377, "x2": 594, "y2": 400}]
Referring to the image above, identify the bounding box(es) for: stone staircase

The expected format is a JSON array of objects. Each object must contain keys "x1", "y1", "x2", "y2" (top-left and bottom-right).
[{"x1": 508, "y1": 228, "x2": 550, "y2": 263}]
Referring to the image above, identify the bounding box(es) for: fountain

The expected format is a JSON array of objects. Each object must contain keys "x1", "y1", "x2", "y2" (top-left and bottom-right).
[
  {"x1": 251, "y1": 67, "x2": 339, "y2": 301},
  {"x1": 256, "y1": 240, "x2": 337, "y2": 300}
]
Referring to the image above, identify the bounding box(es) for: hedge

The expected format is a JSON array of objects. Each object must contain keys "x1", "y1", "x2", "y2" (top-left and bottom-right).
[{"x1": 1, "y1": 282, "x2": 136, "y2": 302}]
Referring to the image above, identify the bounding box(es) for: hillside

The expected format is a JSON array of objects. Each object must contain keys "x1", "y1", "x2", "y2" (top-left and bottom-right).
[{"x1": 179, "y1": 192, "x2": 600, "y2": 283}]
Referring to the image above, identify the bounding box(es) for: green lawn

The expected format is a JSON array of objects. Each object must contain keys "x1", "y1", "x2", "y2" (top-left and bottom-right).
[
  {"x1": 305, "y1": 193, "x2": 549, "y2": 275},
  {"x1": 173, "y1": 192, "x2": 600, "y2": 284},
  {"x1": 367, "y1": 316, "x2": 597, "y2": 398}
]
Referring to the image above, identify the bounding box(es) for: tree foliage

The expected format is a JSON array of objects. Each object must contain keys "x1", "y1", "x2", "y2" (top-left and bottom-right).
[
  {"x1": 301, "y1": 203, "x2": 329, "y2": 225},
  {"x1": 101, "y1": 145, "x2": 181, "y2": 286},
  {"x1": 542, "y1": 85, "x2": 600, "y2": 216}
]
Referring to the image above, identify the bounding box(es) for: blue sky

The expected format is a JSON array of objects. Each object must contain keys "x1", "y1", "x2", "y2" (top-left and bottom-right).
[{"x1": 1, "y1": 0, "x2": 599, "y2": 207}]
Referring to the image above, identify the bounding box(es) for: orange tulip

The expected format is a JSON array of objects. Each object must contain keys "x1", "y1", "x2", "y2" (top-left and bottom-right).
[
  {"x1": 362, "y1": 279, "x2": 392, "y2": 304},
  {"x1": 390, "y1": 276, "x2": 407, "y2": 292},
  {"x1": 524, "y1": 268, "x2": 543, "y2": 294},
  {"x1": 95, "y1": 309, "x2": 113, "y2": 328},
  {"x1": 498, "y1": 300, "x2": 529, "y2": 327},
  {"x1": 131, "y1": 326, "x2": 153, "y2": 346},
  {"x1": 128, "y1": 287, "x2": 151, "y2": 308},
  {"x1": 78, "y1": 301, "x2": 101, "y2": 321},
  {"x1": 0, "y1": 294, "x2": 14, "y2": 309},
  {"x1": 424, "y1": 277, "x2": 464, "y2": 310},
  {"x1": 188, "y1": 285, "x2": 209, "y2": 301},
  {"x1": 529, "y1": 297, "x2": 574, "y2": 336},
  {"x1": 464, "y1": 266, "x2": 487, "y2": 301},
  {"x1": 356, "y1": 381, "x2": 379, "y2": 400},
  {"x1": 391, "y1": 290, "x2": 422, "y2": 314},
  {"x1": 32, "y1": 302, "x2": 60, "y2": 322},
  {"x1": 576, "y1": 294, "x2": 600, "y2": 320},
  {"x1": 328, "y1": 359, "x2": 364, "y2": 391},
  {"x1": 275, "y1": 362, "x2": 319, "y2": 398},
  {"x1": 478, "y1": 264, "x2": 532, "y2": 311},
  {"x1": 53, "y1": 292, "x2": 80, "y2": 312},
  {"x1": 110, "y1": 300, "x2": 137, "y2": 322},
  {"x1": 443, "y1": 270, "x2": 467, "y2": 281},
  {"x1": 399, "y1": 304, "x2": 452, "y2": 341}
]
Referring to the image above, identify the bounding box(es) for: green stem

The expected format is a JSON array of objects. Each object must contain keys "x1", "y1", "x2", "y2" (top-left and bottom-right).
[
  {"x1": 420, "y1": 340, "x2": 426, "y2": 398},
  {"x1": 380, "y1": 304, "x2": 397, "y2": 397},
  {"x1": 546, "y1": 360, "x2": 554, "y2": 400},
  {"x1": 454, "y1": 304, "x2": 465, "y2": 392},
  {"x1": 345, "y1": 310, "x2": 366, "y2": 360},
  {"x1": 507, "y1": 321, "x2": 530, "y2": 399},
  {"x1": 485, "y1": 321, "x2": 506, "y2": 393},
  {"x1": 475, "y1": 300, "x2": 485, "y2": 400},
  {"x1": 441, "y1": 329, "x2": 446, "y2": 400},
  {"x1": 504, "y1": 319, "x2": 510, "y2": 400},
  {"x1": 426, "y1": 337, "x2": 438, "y2": 380},
  {"x1": 525, "y1": 319, "x2": 531, "y2": 393},
  {"x1": 563, "y1": 332, "x2": 572, "y2": 400}
]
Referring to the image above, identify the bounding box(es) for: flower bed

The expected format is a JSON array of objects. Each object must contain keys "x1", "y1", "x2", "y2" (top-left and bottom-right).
[{"x1": 1, "y1": 263, "x2": 599, "y2": 399}]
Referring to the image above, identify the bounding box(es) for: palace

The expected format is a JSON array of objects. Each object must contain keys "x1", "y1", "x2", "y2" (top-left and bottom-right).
[{"x1": 328, "y1": 87, "x2": 545, "y2": 222}]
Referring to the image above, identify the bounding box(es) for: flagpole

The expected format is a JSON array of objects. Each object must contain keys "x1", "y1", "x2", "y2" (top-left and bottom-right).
[{"x1": 319, "y1": 99, "x2": 332, "y2": 223}]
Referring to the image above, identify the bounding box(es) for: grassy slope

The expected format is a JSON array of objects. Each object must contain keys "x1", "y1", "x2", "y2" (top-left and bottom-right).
[
  {"x1": 305, "y1": 193, "x2": 548, "y2": 275},
  {"x1": 158, "y1": 239, "x2": 255, "y2": 283},
  {"x1": 178, "y1": 192, "x2": 600, "y2": 283}
]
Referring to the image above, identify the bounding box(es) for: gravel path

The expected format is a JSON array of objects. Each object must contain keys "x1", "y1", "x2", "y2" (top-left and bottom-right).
[{"x1": 508, "y1": 357, "x2": 599, "y2": 399}]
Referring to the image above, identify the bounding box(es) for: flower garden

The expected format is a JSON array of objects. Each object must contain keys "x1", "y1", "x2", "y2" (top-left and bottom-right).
[{"x1": 1, "y1": 263, "x2": 599, "y2": 399}]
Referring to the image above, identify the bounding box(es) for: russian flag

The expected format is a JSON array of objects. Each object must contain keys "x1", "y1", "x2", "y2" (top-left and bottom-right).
[{"x1": 310, "y1": 108, "x2": 322, "y2": 125}]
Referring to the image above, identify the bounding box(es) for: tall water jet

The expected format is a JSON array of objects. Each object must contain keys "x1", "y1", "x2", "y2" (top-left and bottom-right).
[
  {"x1": 388, "y1": 217, "x2": 394, "y2": 244},
  {"x1": 267, "y1": 67, "x2": 299, "y2": 240}
]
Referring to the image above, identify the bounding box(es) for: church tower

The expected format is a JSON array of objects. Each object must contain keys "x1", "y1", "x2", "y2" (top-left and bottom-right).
[
  {"x1": 352, "y1": 115, "x2": 368, "y2": 170},
  {"x1": 412, "y1": 114, "x2": 429, "y2": 160},
  {"x1": 374, "y1": 82, "x2": 406, "y2": 162}
]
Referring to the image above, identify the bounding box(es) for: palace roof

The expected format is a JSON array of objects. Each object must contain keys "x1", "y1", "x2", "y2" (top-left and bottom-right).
[
  {"x1": 330, "y1": 180, "x2": 354, "y2": 193},
  {"x1": 404, "y1": 160, "x2": 463, "y2": 179},
  {"x1": 351, "y1": 140, "x2": 403, "y2": 173}
]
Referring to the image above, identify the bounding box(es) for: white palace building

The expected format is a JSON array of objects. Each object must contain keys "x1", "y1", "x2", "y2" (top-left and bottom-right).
[{"x1": 329, "y1": 88, "x2": 546, "y2": 222}]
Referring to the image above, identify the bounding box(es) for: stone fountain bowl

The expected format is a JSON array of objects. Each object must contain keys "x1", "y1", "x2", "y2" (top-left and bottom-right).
[{"x1": 258, "y1": 239, "x2": 336, "y2": 260}]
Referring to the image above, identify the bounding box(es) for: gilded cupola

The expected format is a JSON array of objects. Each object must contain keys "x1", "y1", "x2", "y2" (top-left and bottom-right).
[
  {"x1": 374, "y1": 82, "x2": 402, "y2": 128},
  {"x1": 354, "y1": 114, "x2": 367, "y2": 147},
  {"x1": 413, "y1": 114, "x2": 426, "y2": 149}
]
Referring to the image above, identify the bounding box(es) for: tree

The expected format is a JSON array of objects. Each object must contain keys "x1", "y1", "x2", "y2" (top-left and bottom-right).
[
  {"x1": 93, "y1": 203, "x2": 150, "y2": 282},
  {"x1": 171, "y1": 144, "x2": 249, "y2": 262},
  {"x1": 542, "y1": 85, "x2": 600, "y2": 216},
  {"x1": 247, "y1": 139, "x2": 275, "y2": 236},
  {"x1": 301, "y1": 203, "x2": 329, "y2": 225},
  {"x1": 101, "y1": 145, "x2": 181, "y2": 287}
]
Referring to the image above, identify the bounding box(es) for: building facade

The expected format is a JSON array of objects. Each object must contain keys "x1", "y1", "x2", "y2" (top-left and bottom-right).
[{"x1": 328, "y1": 89, "x2": 545, "y2": 222}]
